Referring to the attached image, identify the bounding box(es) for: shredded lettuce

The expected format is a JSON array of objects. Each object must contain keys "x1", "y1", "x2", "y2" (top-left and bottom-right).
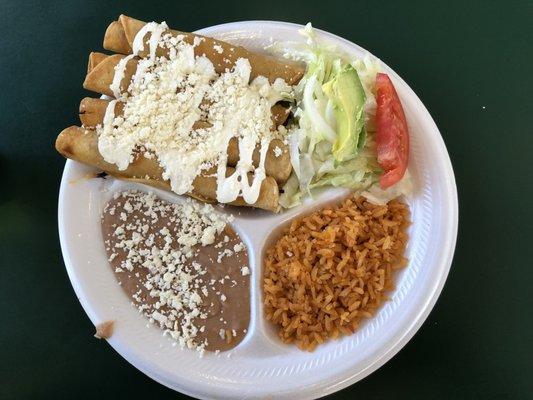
[
  {"x1": 273, "y1": 23, "x2": 412, "y2": 208},
  {"x1": 361, "y1": 171, "x2": 414, "y2": 205}
]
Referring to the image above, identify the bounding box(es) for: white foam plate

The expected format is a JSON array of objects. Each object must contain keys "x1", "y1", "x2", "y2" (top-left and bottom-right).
[{"x1": 58, "y1": 21, "x2": 458, "y2": 400}]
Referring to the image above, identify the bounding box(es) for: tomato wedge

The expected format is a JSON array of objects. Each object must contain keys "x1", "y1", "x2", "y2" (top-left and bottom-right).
[{"x1": 375, "y1": 73, "x2": 409, "y2": 189}]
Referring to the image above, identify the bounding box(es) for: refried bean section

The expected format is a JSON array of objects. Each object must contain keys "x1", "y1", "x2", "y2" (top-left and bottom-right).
[{"x1": 101, "y1": 190, "x2": 250, "y2": 354}]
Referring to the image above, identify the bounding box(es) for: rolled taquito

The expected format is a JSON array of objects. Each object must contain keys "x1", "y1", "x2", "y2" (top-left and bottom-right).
[
  {"x1": 103, "y1": 15, "x2": 305, "y2": 85},
  {"x1": 55, "y1": 126, "x2": 280, "y2": 212},
  {"x1": 78, "y1": 97, "x2": 292, "y2": 184}
]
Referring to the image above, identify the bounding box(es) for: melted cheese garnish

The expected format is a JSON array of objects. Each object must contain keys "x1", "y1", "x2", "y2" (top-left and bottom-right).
[{"x1": 97, "y1": 22, "x2": 291, "y2": 204}]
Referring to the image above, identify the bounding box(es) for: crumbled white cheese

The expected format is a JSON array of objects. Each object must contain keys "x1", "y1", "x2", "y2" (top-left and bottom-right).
[
  {"x1": 97, "y1": 28, "x2": 292, "y2": 201},
  {"x1": 193, "y1": 36, "x2": 205, "y2": 46},
  {"x1": 217, "y1": 248, "x2": 233, "y2": 263},
  {"x1": 233, "y1": 243, "x2": 244, "y2": 253},
  {"x1": 200, "y1": 226, "x2": 216, "y2": 246},
  {"x1": 241, "y1": 266, "x2": 250, "y2": 276}
]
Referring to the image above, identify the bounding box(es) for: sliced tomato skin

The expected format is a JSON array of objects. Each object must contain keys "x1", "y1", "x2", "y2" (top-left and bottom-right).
[{"x1": 375, "y1": 73, "x2": 409, "y2": 189}]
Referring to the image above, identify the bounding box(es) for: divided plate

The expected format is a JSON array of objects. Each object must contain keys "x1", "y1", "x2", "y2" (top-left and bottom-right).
[{"x1": 58, "y1": 21, "x2": 458, "y2": 400}]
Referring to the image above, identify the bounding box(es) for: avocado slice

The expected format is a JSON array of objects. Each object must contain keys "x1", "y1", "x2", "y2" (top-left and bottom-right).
[{"x1": 322, "y1": 64, "x2": 366, "y2": 163}]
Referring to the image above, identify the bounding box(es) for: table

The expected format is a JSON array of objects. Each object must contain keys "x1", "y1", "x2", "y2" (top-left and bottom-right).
[{"x1": 1, "y1": 0, "x2": 531, "y2": 398}]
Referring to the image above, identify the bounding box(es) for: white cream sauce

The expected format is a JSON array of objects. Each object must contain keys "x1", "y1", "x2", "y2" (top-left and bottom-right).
[{"x1": 109, "y1": 54, "x2": 135, "y2": 100}]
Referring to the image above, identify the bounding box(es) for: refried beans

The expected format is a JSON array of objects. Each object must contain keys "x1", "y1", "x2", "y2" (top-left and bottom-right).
[{"x1": 101, "y1": 190, "x2": 250, "y2": 354}]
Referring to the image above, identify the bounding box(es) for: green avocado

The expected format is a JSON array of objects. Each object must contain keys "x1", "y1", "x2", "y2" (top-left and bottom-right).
[{"x1": 322, "y1": 64, "x2": 366, "y2": 163}]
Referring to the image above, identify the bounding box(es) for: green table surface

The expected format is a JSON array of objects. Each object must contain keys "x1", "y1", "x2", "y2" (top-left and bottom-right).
[{"x1": 1, "y1": 0, "x2": 531, "y2": 399}]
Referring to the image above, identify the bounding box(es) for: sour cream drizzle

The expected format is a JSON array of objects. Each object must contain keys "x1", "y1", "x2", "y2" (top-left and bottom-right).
[
  {"x1": 101, "y1": 21, "x2": 281, "y2": 205},
  {"x1": 217, "y1": 137, "x2": 270, "y2": 204},
  {"x1": 109, "y1": 54, "x2": 135, "y2": 99},
  {"x1": 131, "y1": 21, "x2": 168, "y2": 61},
  {"x1": 103, "y1": 99, "x2": 117, "y2": 126}
]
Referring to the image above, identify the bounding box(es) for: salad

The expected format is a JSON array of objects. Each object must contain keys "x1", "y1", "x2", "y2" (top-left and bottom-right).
[{"x1": 276, "y1": 24, "x2": 412, "y2": 207}]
